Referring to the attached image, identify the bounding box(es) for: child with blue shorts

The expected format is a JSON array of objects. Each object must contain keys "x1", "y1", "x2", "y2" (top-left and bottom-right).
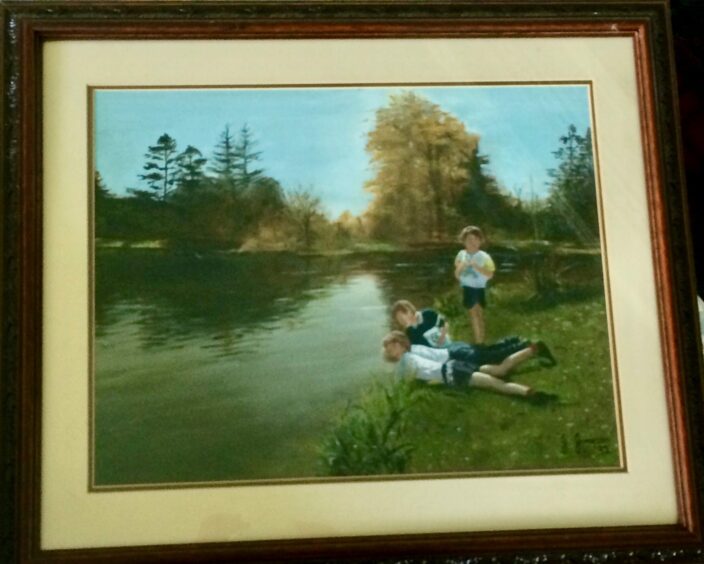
[
  {"x1": 381, "y1": 331, "x2": 557, "y2": 403},
  {"x1": 455, "y1": 225, "x2": 494, "y2": 344}
]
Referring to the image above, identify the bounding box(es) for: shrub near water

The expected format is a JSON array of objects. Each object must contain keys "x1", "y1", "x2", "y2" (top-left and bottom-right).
[{"x1": 318, "y1": 379, "x2": 422, "y2": 476}]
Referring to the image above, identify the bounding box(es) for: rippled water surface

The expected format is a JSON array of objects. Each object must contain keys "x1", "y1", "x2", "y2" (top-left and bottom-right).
[{"x1": 94, "y1": 248, "x2": 461, "y2": 485}]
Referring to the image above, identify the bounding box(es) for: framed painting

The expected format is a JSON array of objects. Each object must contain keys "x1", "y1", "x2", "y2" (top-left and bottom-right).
[{"x1": 2, "y1": 0, "x2": 703, "y2": 562}]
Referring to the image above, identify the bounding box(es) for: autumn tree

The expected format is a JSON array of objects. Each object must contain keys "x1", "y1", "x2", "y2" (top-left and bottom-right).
[
  {"x1": 335, "y1": 210, "x2": 366, "y2": 243},
  {"x1": 364, "y1": 92, "x2": 479, "y2": 242},
  {"x1": 285, "y1": 187, "x2": 323, "y2": 250}
]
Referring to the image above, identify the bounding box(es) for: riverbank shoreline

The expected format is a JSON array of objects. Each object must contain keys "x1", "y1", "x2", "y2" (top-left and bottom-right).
[{"x1": 95, "y1": 238, "x2": 603, "y2": 258}]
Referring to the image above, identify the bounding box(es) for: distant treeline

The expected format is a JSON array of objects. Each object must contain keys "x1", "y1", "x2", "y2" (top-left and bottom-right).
[
  {"x1": 95, "y1": 93, "x2": 599, "y2": 251},
  {"x1": 95, "y1": 124, "x2": 335, "y2": 250}
]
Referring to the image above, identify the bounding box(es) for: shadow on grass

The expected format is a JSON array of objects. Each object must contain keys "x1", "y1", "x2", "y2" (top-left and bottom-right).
[
  {"x1": 505, "y1": 283, "x2": 605, "y2": 313},
  {"x1": 418, "y1": 379, "x2": 562, "y2": 408}
]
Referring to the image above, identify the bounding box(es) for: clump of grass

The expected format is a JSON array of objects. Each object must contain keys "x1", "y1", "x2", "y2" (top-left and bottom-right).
[
  {"x1": 434, "y1": 292, "x2": 465, "y2": 321},
  {"x1": 318, "y1": 379, "x2": 422, "y2": 477}
]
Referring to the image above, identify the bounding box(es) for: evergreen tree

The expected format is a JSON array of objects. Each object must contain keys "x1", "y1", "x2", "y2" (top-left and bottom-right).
[
  {"x1": 176, "y1": 145, "x2": 208, "y2": 191},
  {"x1": 234, "y1": 124, "x2": 264, "y2": 190},
  {"x1": 210, "y1": 125, "x2": 238, "y2": 187},
  {"x1": 94, "y1": 170, "x2": 111, "y2": 203},
  {"x1": 545, "y1": 125, "x2": 598, "y2": 243},
  {"x1": 459, "y1": 146, "x2": 529, "y2": 236},
  {"x1": 248, "y1": 176, "x2": 284, "y2": 215},
  {"x1": 139, "y1": 133, "x2": 178, "y2": 201},
  {"x1": 94, "y1": 171, "x2": 112, "y2": 237}
]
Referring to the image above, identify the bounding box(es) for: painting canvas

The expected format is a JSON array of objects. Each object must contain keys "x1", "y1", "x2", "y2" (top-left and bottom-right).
[{"x1": 91, "y1": 83, "x2": 623, "y2": 489}]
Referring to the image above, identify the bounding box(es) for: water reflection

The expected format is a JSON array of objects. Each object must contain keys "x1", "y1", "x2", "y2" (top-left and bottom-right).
[
  {"x1": 96, "y1": 247, "x2": 604, "y2": 355},
  {"x1": 95, "y1": 271, "x2": 397, "y2": 484},
  {"x1": 95, "y1": 248, "x2": 466, "y2": 356}
]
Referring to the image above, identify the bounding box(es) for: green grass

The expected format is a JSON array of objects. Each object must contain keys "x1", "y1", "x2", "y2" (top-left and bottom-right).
[
  {"x1": 317, "y1": 379, "x2": 420, "y2": 476},
  {"x1": 318, "y1": 277, "x2": 621, "y2": 477}
]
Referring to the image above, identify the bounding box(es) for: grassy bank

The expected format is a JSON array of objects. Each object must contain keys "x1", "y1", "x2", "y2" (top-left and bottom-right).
[{"x1": 318, "y1": 275, "x2": 620, "y2": 477}]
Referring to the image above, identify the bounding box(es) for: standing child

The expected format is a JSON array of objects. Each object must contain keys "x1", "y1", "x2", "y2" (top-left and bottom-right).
[{"x1": 455, "y1": 226, "x2": 495, "y2": 344}]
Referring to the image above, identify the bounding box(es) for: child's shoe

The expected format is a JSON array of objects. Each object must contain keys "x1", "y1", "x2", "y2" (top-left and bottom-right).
[{"x1": 534, "y1": 341, "x2": 557, "y2": 367}]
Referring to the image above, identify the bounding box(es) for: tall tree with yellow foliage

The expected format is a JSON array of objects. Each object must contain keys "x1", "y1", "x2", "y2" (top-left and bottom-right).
[{"x1": 364, "y1": 92, "x2": 479, "y2": 241}]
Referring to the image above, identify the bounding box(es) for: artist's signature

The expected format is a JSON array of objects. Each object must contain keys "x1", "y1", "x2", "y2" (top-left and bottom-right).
[{"x1": 561, "y1": 432, "x2": 612, "y2": 456}]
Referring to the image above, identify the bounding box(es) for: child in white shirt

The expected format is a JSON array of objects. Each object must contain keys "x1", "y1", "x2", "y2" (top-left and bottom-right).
[
  {"x1": 455, "y1": 225, "x2": 495, "y2": 344},
  {"x1": 381, "y1": 331, "x2": 557, "y2": 403}
]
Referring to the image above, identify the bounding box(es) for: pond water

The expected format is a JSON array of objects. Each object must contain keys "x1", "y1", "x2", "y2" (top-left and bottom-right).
[{"x1": 94, "y1": 248, "x2": 464, "y2": 485}]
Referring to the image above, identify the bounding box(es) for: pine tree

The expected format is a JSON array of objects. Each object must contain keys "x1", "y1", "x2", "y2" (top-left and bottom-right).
[
  {"x1": 176, "y1": 145, "x2": 208, "y2": 191},
  {"x1": 139, "y1": 133, "x2": 178, "y2": 201},
  {"x1": 94, "y1": 170, "x2": 112, "y2": 237},
  {"x1": 210, "y1": 125, "x2": 238, "y2": 187},
  {"x1": 545, "y1": 125, "x2": 598, "y2": 243},
  {"x1": 94, "y1": 170, "x2": 111, "y2": 203},
  {"x1": 234, "y1": 124, "x2": 264, "y2": 190},
  {"x1": 459, "y1": 146, "x2": 527, "y2": 235}
]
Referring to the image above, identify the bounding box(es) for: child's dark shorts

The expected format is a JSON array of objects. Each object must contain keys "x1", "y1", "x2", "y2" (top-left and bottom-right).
[
  {"x1": 462, "y1": 286, "x2": 486, "y2": 308},
  {"x1": 442, "y1": 359, "x2": 478, "y2": 388}
]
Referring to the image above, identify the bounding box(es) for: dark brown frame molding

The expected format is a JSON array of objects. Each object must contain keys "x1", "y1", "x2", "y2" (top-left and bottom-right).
[{"x1": 2, "y1": 1, "x2": 703, "y2": 562}]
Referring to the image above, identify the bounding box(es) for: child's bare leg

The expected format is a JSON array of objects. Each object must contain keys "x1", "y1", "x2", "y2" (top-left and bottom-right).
[
  {"x1": 479, "y1": 347, "x2": 535, "y2": 378},
  {"x1": 469, "y1": 372, "x2": 531, "y2": 396},
  {"x1": 469, "y1": 304, "x2": 485, "y2": 344}
]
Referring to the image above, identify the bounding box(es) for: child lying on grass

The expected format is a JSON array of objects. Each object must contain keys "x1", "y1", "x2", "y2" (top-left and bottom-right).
[
  {"x1": 382, "y1": 331, "x2": 558, "y2": 404},
  {"x1": 391, "y1": 299, "x2": 452, "y2": 348}
]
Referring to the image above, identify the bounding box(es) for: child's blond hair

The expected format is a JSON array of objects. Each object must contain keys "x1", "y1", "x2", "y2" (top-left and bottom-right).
[
  {"x1": 458, "y1": 225, "x2": 485, "y2": 243},
  {"x1": 391, "y1": 299, "x2": 416, "y2": 319},
  {"x1": 382, "y1": 330, "x2": 411, "y2": 352}
]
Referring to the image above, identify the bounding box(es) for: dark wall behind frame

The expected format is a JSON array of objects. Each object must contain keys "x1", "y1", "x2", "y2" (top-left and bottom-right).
[
  {"x1": 672, "y1": 0, "x2": 704, "y2": 298},
  {"x1": 1, "y1": 1, "x2": 703, "y2": 563}
]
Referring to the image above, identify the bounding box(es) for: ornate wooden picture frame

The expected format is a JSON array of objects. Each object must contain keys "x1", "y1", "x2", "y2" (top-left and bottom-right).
[{"x1": 2, "y1": 1, "x2": 703, "y2": 562}]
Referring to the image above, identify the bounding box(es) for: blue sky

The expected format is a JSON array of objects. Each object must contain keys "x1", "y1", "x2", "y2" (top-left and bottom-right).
[{"x1": 93, "y1": 84, "x2": 592, "y2": 218}]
